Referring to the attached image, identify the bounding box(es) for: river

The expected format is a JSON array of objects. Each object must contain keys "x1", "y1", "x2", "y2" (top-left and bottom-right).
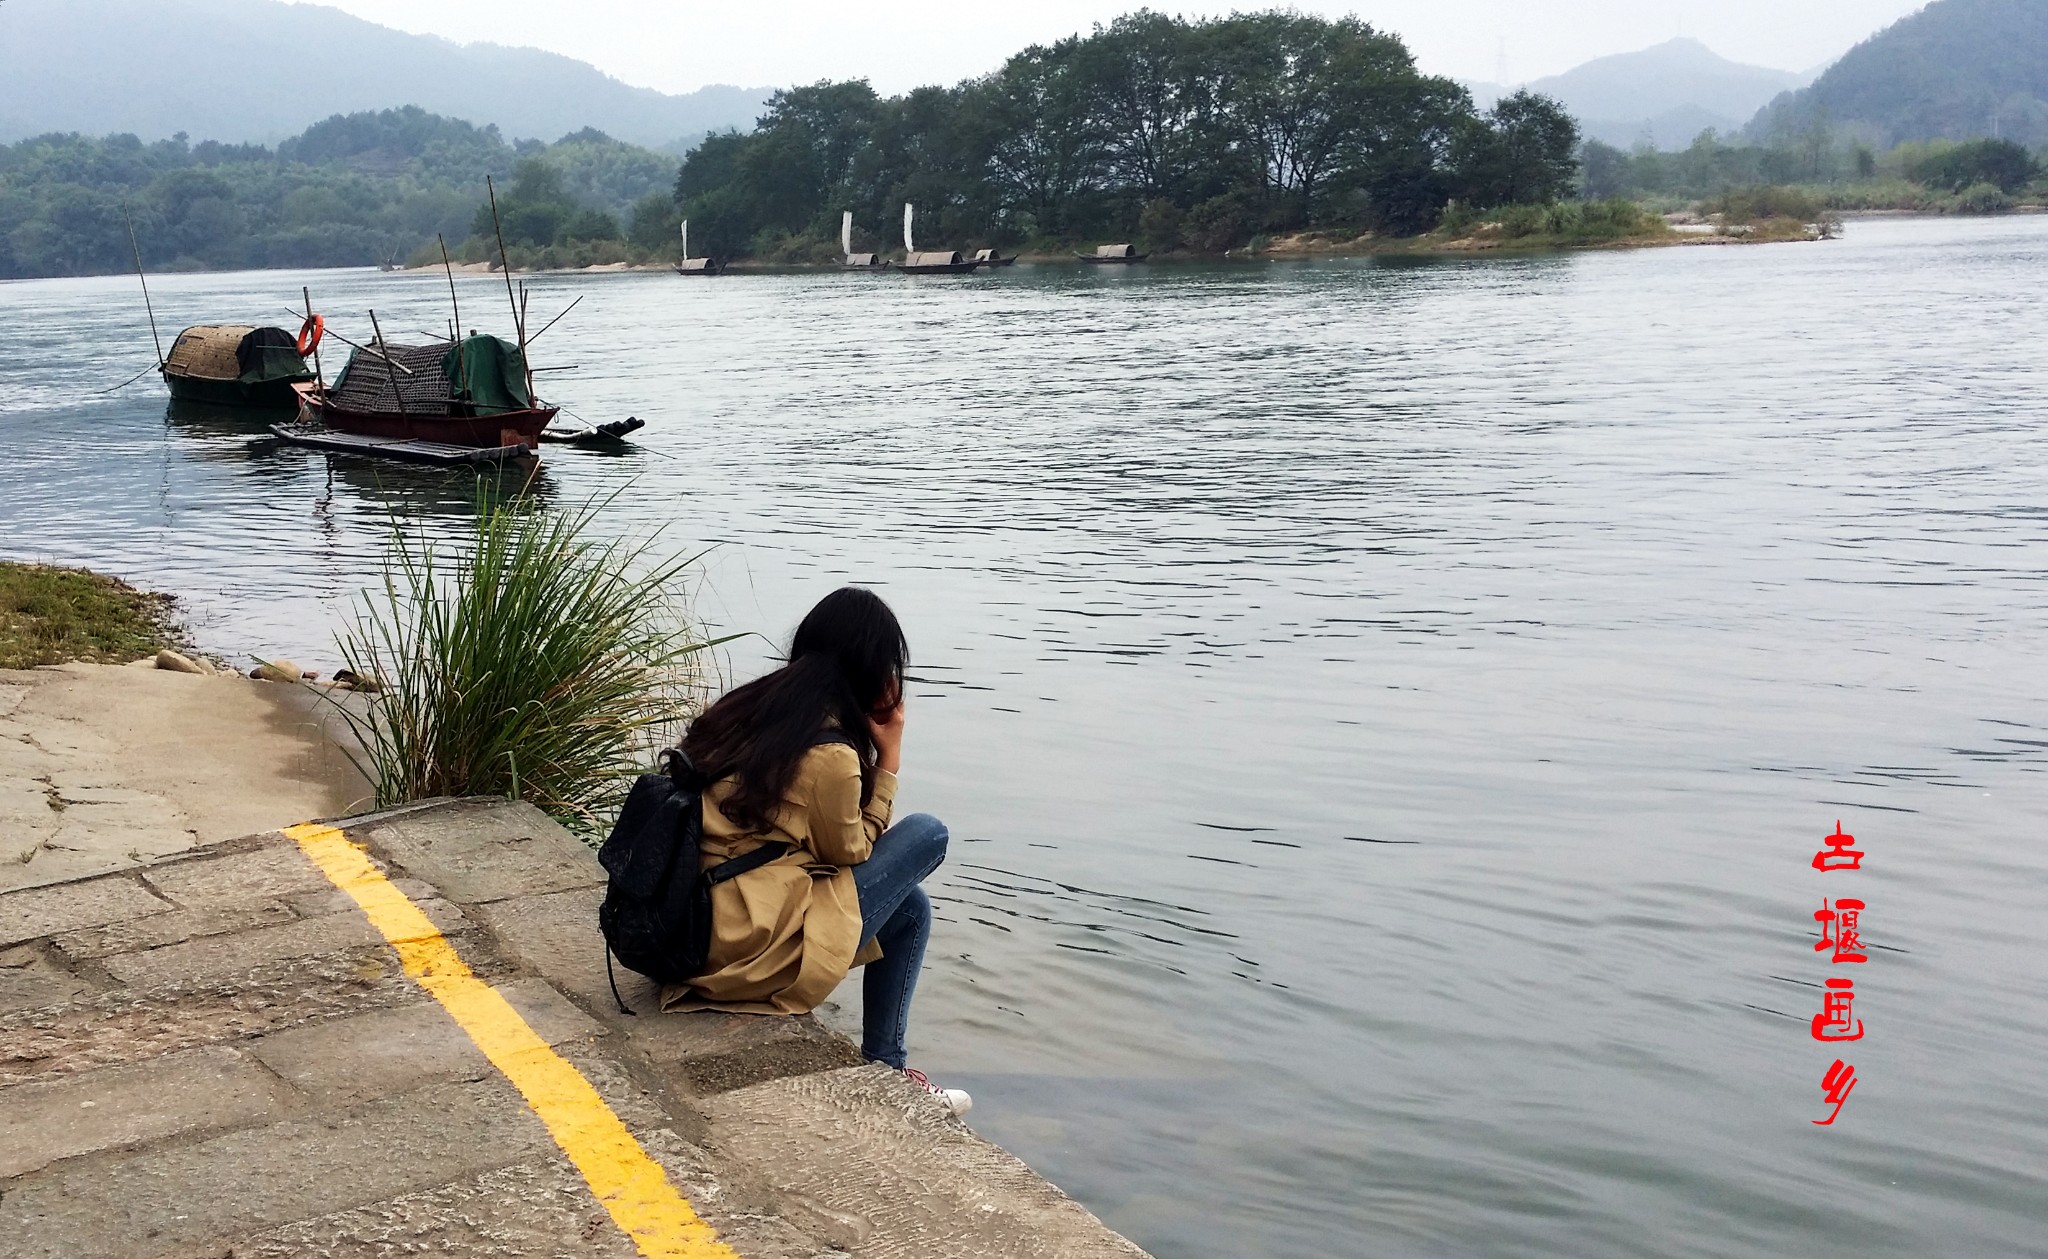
[{"x1": 3, "y1": 216, "x2": 2045, "y2": 1257}]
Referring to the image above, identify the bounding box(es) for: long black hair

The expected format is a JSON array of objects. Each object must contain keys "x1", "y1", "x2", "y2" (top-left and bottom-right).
[{"x1": 680, "y1": 587, "x2": 908, "y2": 833}]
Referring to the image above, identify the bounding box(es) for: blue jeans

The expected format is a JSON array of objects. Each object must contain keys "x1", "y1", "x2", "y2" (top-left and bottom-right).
[{"x1": 851, "y1": 812, "x2": 948, "y2": 1070}]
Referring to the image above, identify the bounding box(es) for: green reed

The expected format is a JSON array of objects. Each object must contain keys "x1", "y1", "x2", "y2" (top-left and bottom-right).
[{"x1": 332, "y1": 487, "x2": 726, "y2": 833}]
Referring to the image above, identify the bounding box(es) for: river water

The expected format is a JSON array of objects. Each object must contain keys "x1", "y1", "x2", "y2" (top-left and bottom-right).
[{"x1": 4, "y1": 217, "x2": 2046, "y2": 1257}]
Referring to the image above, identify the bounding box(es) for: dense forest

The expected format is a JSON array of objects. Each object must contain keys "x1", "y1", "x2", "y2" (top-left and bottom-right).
[
  {"x1": 675, "y1": 10, "x2": 1581, "y2": 260},
  {"x1": 0, "y1": 108, "x2": 678, "y2": 279}
]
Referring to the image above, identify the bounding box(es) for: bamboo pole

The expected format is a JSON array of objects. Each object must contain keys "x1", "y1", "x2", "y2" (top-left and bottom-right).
[
  {"x1": 517, "y1": 283, "x2": 534, "y2": 402},
  {"x1": 438, "y1": 234, "x2": 463, "y2": 337},
  {"x1": 282, "y1": 313, "x2": 412, "y2": 373},
  {"x1": 486, "y1": 176, "x2": 522, "y2": 341},
  {"x1": 124, "y1": 213, "x2": 164, "y2": 367},
  {"x1": 524, "y1": 295, "x2": 582, "y2": 345},
  {"x1": 367, "y1": 309, "x2": 408, "y2": 416}
]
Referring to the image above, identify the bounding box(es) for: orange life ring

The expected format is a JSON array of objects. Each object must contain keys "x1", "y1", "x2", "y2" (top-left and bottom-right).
[{"x1": 296, "y1": 313, "x2": 324, "y2": 358}]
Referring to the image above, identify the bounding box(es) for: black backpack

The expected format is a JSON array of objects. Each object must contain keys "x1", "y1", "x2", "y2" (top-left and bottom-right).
[{"x1": 596, "y1": 734, "x2": 849, "y2": 1013}]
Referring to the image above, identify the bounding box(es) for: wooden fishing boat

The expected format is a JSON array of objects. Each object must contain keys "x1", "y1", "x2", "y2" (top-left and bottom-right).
[
  {"x1": 841, "y1": 211, "x2": 890, "y2": 268},
  {"x1": 971, "y1": 248, "x2": 1016, "y2": 267},
  {"x1": 900, "y1": 250, "x2": 982, "y2": 275},
  {"x1": 291, "y1": 334, "x2": 554, "y2": 449},
  {"x1": 161, "y1": 324, "x2": 315, "y2": 407},
  {"x1": 1079, "y1": 243, "x2": 1149, "y2": 264},
  {"x1": 897, "y1": 203, "x2": 981, "y2": 275},
  {"x1": 674, "y1": 219, "x2": 721, "y2": 275}
]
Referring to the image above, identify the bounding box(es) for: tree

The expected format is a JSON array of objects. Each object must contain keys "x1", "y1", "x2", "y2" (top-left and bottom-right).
[
  {"x1": 1907, "y1": 137, "x2": 2038, "y2": 191},
  {"x1": 1077, "y1": 10, "x2": 1220, "y2": 203},
  {"x1": 1221, "y1": 13, "x2": 1415, "y2": 224},
  {"x1": 472, "y1": 158, "x2": 579, "y2": 247},
  {"x1": 1581, "y1": 139, "x2": 1630, "y2": 200},
  {"x1": 628, "y1": 190, "x2": 679, "y2": 251},
  {"x1": 1452, "y1": 91, "x2": 1580, "y2": 207},
  {"x1": 980, "y1": 40, "x2": 1101, "y2": 237}
]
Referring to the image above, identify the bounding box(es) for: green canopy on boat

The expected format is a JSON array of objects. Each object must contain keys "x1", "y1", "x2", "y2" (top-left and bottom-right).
[
  {"x1": 441, "y1": 335, "x2": 532, "y2": 415},
  {"x1": 234, "y1": 326, "x2": 315, "y2": 384}
]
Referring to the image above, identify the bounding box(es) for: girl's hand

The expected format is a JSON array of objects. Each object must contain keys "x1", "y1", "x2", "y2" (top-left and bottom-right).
[{"x1": 867, "y1": 685, "x2": 905, "y2": 774}]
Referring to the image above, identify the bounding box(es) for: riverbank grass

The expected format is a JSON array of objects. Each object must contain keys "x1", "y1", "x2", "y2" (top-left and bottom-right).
[
  {"x1": 0, "y1": 561, "x2": 175, "y2": 670},
  {"x1": 1432, "y1": 198, "x2": 1675, "y2": 250},
  {"x1": 1704, "y1": 186, "x2": 1844, "y2": 241},
  {"x1": 333, "y1": 492, "x2": 727, "y2": 833}
]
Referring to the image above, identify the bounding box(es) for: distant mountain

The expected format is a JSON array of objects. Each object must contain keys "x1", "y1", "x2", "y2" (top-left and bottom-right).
[
  {"x1": 0, "y1": 0, "x2": 770, "y2": 151},
  {"x1": 1747, "y1": 0, "x2": 2048, "y2": 148},
  {"x1": 1513, "y1": 38, "x2": 1810, "y2": 150}
]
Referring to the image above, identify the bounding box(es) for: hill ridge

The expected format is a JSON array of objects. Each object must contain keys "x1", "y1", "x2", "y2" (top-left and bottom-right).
[
  {"x1": 1747, "y1": 0, "x2": 2048, "y2": 147},
  {"x1": 0, "y1": 0, "x2": 771, "y2": 150}
]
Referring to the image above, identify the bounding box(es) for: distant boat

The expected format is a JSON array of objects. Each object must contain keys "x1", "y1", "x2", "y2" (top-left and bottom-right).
[
  {"x1": 842, "y1": 211, "x2": 888, "y2": 268},
  {"x1": 292, "y1": 333, "x2": 555, "y2": 449},
  {"x1": 899, "y1": 203, "x2": 982, "y2": 275},
  {"x1": 971, "y1": 248, "x2": 1017, "y2": 267},
  {"x1": 674, "y1": 219, "x2": 722, "y2": 275},
  {"x1": 161, "y1": 324, "x2": 316, "y2": 408},
  {"x1": 1079, "y1": 243, "x2": 1149, "y2": 264}
]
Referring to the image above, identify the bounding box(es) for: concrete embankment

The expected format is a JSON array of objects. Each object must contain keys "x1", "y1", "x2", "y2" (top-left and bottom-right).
[{"x1": 0, "y1": 666, "x2": 1151, "y2": 1257}]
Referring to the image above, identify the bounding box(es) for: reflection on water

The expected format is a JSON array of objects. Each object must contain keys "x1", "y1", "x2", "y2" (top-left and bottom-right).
[
  {"x1": 5, "y1": 218, "x2": 2048, "y2": 1258},
  {"x1": 164, "y1": 397, "x2": 294, "y2": 437}
]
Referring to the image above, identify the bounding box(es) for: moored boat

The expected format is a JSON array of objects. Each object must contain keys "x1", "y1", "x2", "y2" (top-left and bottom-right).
[
  {"x1": 161, "y1": 324, "x2": 316, "y2": 407},
  {"x1": 971, "y1": 248, "x2": 1016, "y2": 267},
  {"x1": 1079, "y1": 243, "x2": 1149, "y2": 264},
  {"x1": 842, "y1": 211, "x2": 889, "y2": 268},
  {"x1": 674, "y1": 219, "x2": 722, "y2": 275},
  {"x1": 292, "y1": 333, "x2": 555, "y2": 449},
  {"x1": 900, "y1": 250, "x2": 981, "y2": 275},
  {"x1": 898, "y1": 203, "x2": 981, "y2": 275}
]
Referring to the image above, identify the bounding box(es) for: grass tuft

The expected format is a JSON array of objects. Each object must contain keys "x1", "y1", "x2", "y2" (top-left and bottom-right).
[
  {"x1": 329, "y1": 489, "x2": 728, "y2": 834},
  {"x1": 0, "y1": 561, "x2": 176, "y2": 669}
]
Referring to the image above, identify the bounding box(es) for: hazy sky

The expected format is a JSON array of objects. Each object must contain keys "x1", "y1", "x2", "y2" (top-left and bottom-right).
[{"x1": 310, "y1": 0, "x2": 1928, "y2": 95}]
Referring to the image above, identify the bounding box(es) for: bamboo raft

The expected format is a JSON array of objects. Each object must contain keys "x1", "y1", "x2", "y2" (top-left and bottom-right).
[{"x1": 269, "y1": 425, "x2": 535, "y2": 465}]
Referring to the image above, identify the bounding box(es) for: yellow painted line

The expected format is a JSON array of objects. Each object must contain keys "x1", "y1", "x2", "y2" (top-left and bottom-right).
[{"x1": 284, "y1": 822, "x2": 736, "y2": 1259}]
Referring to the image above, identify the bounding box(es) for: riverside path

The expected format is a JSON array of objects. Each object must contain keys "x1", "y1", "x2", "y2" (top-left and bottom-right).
[{"x1": 0, "y1": 793, "x2": 1152, "y2": 1257}]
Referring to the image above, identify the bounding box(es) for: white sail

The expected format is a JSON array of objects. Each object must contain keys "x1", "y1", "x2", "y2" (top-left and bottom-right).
[
  {"x1": 903, "y1": 202, "x2": 914, "y2": 254},
  {"x1": 842, "y1": 210, "x2": 853, "y2": 256},
  {"x1": 680, "y1": 219, "x2": 690, "y2": 261}
]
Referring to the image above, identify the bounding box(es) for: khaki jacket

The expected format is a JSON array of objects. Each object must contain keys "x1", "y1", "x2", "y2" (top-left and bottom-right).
[{"x1": 659, "y1": 743, "x2": 895, "y2": 1015}]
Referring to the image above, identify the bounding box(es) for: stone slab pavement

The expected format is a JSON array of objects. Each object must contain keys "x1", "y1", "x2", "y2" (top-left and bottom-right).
[
  {"x1": 0, "y1": 663, "x2": 366, "y2": 893},
  {"x1": 0, "y1": 796, "x2": 1153, "y2": 1259}
]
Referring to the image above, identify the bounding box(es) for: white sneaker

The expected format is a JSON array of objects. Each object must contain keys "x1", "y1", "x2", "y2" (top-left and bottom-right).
[{"x1": 903, "y1": 1066, "x2": 973, "y2": 1117}]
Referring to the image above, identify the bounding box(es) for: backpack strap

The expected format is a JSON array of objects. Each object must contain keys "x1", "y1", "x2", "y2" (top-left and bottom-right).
[
  {"x1": 705, "y1": 840, "x2": 792, "y2": 885},
  {"x1": 692, "y1": 728, "x2": 852, "y2": 886},
  {"x1": 605, "y1": 946, "x2": 636, "y2": 1017}
]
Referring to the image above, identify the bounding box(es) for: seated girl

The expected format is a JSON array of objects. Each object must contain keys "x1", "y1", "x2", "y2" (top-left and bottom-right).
[{"x1": 661, "y1": 587, "x2": 969, "y2": 1115}]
